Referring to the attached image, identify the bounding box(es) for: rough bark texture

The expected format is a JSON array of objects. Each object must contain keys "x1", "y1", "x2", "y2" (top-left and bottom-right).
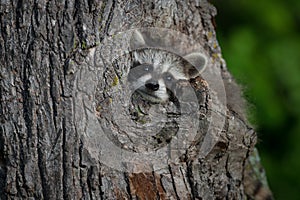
[{"x1": 0, "y1": 0, "x2": 272, "y2": 199}]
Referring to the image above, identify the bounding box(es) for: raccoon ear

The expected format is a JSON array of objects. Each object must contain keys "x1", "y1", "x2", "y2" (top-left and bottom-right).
[
  {"x1": 183, "y1": 52, "x2": 207, "y2": 78},
  {"x1": 130, "y1": 30, "x2": 146, "y2": 50}
]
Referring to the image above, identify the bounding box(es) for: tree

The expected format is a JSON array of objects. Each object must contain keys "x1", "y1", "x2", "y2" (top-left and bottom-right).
[{"x1": 0, "y1": 0, "x2": 272, "y2": 199}]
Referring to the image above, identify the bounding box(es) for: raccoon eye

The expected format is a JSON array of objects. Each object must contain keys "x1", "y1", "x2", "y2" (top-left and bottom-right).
[
  {"x1": 164, "y1": 73, "x2": 173, "y2": 82},
  {"x1": 143, "y1": 64, "x2": 153, "y2": 72},
  {"x1": 166, "y1": 76, "x2": 172, "y2": 81},
  {"x1": 144, "y1": 66, "x2": 149, "y2": 71}
]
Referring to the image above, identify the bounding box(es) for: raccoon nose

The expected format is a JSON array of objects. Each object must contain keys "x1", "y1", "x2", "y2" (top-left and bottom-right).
[{"x1": 145, "y1": 81, "x2": 159, "y2": 91}]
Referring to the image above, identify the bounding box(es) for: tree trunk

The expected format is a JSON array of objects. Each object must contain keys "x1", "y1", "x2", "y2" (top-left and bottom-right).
[{"x1": 0, "y1": 0, "x2": 272, "y2": 199}]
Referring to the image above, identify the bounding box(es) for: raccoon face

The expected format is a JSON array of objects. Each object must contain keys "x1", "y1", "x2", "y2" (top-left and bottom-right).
[
  {"x1": 128, "y1": 49, "x2": 203, "y2": 103},
  {"x1": 128, "y1": 55, "x2": 174, "y2": 102},
  {"x1": 128, "y1": 30, "x2": 208, "y2": 103}
]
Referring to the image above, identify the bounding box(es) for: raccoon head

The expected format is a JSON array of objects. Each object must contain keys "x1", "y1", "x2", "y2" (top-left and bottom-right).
[{"x1": 128, "y1": 30, "x2": 208, "y2": 103}]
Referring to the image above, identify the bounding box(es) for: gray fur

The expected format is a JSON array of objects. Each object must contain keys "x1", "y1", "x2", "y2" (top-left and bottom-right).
[{"x1": 129, "y1": 30, "x2": 208, "y2": 103}]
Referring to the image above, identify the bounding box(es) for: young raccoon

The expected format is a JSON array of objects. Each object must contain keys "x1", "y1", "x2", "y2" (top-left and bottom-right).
[{"x1": 128, "y1": 30, "x2": 208, "y2": 103}]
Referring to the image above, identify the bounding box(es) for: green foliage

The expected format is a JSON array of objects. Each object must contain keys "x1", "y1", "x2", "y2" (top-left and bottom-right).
[{"x1": 211, "y1": 0, "x2": 300, "y2": 199}]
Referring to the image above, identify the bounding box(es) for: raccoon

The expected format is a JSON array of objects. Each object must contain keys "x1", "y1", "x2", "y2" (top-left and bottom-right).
[{"x1": 128, "y1": 30, "x2": 208, "y2": 103}]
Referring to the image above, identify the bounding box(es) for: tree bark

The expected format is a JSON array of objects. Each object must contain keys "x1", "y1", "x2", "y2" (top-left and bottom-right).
[{"x1": 0, "y1": 0, "x2": 272, "y2": 199}]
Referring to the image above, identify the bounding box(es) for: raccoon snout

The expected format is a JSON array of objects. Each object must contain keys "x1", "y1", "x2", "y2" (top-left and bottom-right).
[{"x1": 145, "y1": 80, "x2": 159, "y2": 91}]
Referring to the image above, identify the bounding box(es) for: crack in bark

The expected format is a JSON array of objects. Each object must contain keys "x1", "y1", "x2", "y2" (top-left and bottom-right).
[
  {"x1": 49, "y1": 54, "x2": 58, "y2": 130},
  {"x1": 168, "y1": 165, "x2": 180, "y2": 200},
  {"x1": 79, "y1": 140, "x2": 87, "y2": 199},
  {"x1": 0, "y1": 126, "x2": 7, "y2": 200},
  {"x1": 62, "y1": 117, "x2": 71, "y2": 200},
  {"x1": 225, "y1": 154, "x2": 232, "y2": 200},
  {"x1": 179, "y1": 166, "x2": 190, "y2": 197},
  {"x1": 100, "y1": 0, "x2": 115, "y2": 41},
  {"x1": 98, "y1": 166, "x2": 104, "y2": 200},
  {"x1": 186, "y1": 162, "x2": 198, "y2": 199},
  {"x1": 13, "y1": 121, "x2": 25, "y2": 198},
  {"x1": 124, "y1": 172, "x2": 133, "y2": 200},
  {"x1": 36, "y1": 121, "x2": 51, "y2": 200}
]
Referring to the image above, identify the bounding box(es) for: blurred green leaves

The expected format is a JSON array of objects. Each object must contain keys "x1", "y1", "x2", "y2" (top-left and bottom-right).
[{"x1": 211, "y1": 0, "x2": 300, "y2": 199}]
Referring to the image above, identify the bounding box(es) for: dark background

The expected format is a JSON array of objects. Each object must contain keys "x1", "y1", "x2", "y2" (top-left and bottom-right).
[{"x1": 211, "y1": 0, "x2": 300, "y2": 199}]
